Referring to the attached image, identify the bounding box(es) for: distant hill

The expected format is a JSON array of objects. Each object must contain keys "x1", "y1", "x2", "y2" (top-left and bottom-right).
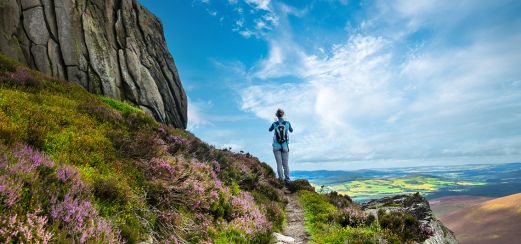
[
  {"x1": 439, "y1": 193, "x2": 521, "y2": 244},
  {"x1": 430, "y1": 195, "x2": 494, "y2": 218}
]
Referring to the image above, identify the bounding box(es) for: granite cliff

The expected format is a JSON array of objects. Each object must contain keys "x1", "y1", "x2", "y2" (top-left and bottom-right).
[{"x1": 0, "y1": 0, "x2": 187, "y2": 128}]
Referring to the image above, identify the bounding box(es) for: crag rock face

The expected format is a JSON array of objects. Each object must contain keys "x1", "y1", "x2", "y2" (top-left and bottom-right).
[
  {"x1": 0, "y1": 0, "x2": 187, "y2": 128},
  {"x1": 362, "y1": 194, "x2": 458, "y2": 244}
]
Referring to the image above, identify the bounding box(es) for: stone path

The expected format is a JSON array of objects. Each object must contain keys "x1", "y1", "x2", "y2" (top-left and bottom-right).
[{"x1": 274, "y1": 193, "x2": 310, "y2": 243}]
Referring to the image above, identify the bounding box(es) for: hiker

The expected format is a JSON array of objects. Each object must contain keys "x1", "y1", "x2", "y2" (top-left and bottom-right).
[{"x1": 269, "y1": 108, "x2": 293, "y2": 183}]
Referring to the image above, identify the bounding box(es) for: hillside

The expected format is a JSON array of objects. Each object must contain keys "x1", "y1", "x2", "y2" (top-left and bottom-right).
[
  {"x1": 0, "y1": 52, "x2": 463, "y2": 244},
  {"x1": 439, "y1": 193, "x2": 521, "y2": 244},
  {"x1": 430, "y1": 195, "x2": 493, "y2": 218},
  {"x1": 0, "y1": 53, "x2": 285, "y2": 243}
]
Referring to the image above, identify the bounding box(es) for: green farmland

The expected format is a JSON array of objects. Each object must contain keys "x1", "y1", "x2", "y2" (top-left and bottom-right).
[{"x1": 313, "y1": 175, "x2": 485, "y2": 201}]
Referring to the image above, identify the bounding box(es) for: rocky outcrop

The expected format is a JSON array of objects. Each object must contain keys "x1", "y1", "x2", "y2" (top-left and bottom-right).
[
  {"x1": 0, "y1": 0, "x2": 187, "y2": 128},
  {"x1": 362, "y1": 194, "x2": 458, "y2": 244}
]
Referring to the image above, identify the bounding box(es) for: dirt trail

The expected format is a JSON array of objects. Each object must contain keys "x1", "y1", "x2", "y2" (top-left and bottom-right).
[{"x1": 282, "y1": 193, "x2": 309, "y2": 243}]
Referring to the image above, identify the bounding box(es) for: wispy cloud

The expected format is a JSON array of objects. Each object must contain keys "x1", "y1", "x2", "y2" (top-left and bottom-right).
[
  {"x1": 185, "y1": 0, "x2": 521, "y2": 169},
  {"x1": 187, "y1": 98, "x2": 214, "y2": 130},
  {"x1": 238, "y1": 0, "x2": 521, "y2": 168}
]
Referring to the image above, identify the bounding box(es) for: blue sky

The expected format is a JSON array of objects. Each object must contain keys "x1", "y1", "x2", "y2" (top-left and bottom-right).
[{"x1": 140, "y1": 0, "x2": 521, "y2": 170}]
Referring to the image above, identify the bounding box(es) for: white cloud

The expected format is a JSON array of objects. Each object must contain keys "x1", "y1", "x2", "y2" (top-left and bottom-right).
[
  {"x1": 238, "y1": 0, "x2": 521, "y2": 168},
  {"x1": 244, "y1": 0, "x2": 271, "y2": 11},
  {"x1": 187, "y1": 98, "x2": 214, "y2": 130},
  {"x1": 222, "y1": 143, "x2": 244, "y2": 152}
]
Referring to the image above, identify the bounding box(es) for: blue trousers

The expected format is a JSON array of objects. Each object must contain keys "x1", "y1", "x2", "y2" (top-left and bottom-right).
[{"x1": 273, "y1": 147, "x2": 290, "y2": 180}]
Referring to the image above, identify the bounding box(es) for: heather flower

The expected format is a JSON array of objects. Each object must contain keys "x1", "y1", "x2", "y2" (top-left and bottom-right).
[
  {"x1": 0, "y1": 175, "x2": 22, "y2": 207},
  {"x1": 50, "y1": 194, "x2": 120, "y2": 243},
  {"x1": 332, "y1": 206, "x2": 368, "y2": 227},
  {"x1": 210, "y1": 171, "x2": 222, "y2": 189},
  {"x1": 192, "y1": 159, "x2": 207, "y2": 170},
  {"x1": 213, "y1": 161, "x2": 221, "y2": 173},
  {"x1": 7, "y1": 144, "x2": 54, "y2": 174},
  {"x1": 56, "y1": 165, "x2": 79, "y2": 183},
  {"x1": 166, "y1": 135, "x2": 188, "y2": 145},
  {"x1": 0, "y1": 144, "x2": 54, "y2": 207},
  {"x1": 210, "y1": 191, "x2": 219, "y2": 201},
  {"x1": 228, "y1": 192, "x2": 271, "y2": 236},
  {"x1": 192, "y1": 180, "x2": 205, "y2": 195},
  {"x1": 0, "y1": 209, "x2": 53, "y2": 243},
  {"x1": 4, "y1": 69, "x2": 39, "y2": 87},
  {"x1": 148, "y1": 157, "x2": 175, "y2": 177}
]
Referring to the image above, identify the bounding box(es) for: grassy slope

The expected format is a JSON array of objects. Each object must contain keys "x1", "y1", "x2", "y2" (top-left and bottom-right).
[
  {"x1": 0, "y1": 53, "x2": 285, "y2": 243},
  {"x1": 296, "y1": 186, "x2": 434, "y2": 244},
  {"x1": 440, "y1": 193, "x2": 521, "y2": 244},
  {"x1": 297, "y1": 190, "x2": 387, "y2": 244}
]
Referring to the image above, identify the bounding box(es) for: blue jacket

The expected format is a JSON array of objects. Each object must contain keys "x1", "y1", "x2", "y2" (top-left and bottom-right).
[{"x1": 269, "y1": 118, "x2": 293, "y2": 150}]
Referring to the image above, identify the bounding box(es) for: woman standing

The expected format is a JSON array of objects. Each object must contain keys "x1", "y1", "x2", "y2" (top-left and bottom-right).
[{"x1": 269, "y1": 108, "x2": 293, "y2": 183}]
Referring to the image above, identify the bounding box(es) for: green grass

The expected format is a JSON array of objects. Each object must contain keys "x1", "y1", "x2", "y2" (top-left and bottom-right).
[
  {"x1": 298, "y1": 189, "x2": 435, "y2": 243},
  {"x1": 101, "y1": 96, "x2": 143, "y2": 114},
  {"x1": 297, "y1": 191, "x2": 387, "y2": 244}
]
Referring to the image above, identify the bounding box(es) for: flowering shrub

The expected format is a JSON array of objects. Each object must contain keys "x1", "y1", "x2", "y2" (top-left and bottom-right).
[
  {"x1": 330, "y1": 206, "x2": 370, "y2": 227},
  {"x1": 114, "y1": 128, "x2": 167, "y2": 160},
  {"x1": 77, "y1": 100, "x2": 123, "y2": 123},
  {"x1": 167, "y1": 135, "x2": 188, "y2": 145},
  {"x1": 0, "y1": 175, "x2": 22, "y2": 207},
  {"x1": 147, "y1": 157, "x2": 175, "y2": 178},
  {"x1": 326, "y1": 191, "x2": 353, "y2": 208},
  {"x1": 377, "y1": 209, "x2": 429, "y2": 242},
  {"x1": 0, "y1": 209, "x2": 53, "y2": 243},
  {"x1": 228, "y1": 192, "x2": 271, "y2": 236},
  {"x1": 0, "y1": 144, "x2": 54, "y2": 207},
  {"x1": 51, "y1": 194, "x2": 119, "y2": 243},
  {"x1": 0, "y1": 69, "x2": 40, "y2": 88},
  {"x1": 8, "y1": 143, "x2": 55, "y2": 173},
  {"x1": 0, "y1": 143, "x2": 121, "y2": 243},
  {"x1": 56, "y1": 165, "x2": 79, "y2": 183}
]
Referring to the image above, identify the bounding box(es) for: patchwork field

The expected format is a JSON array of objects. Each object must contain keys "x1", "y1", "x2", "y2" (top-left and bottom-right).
[
  {"x1": 293, "y1": 163, "x2": 521, "y2": 202},
  {"x1": 314, "y1": 175, "x2": 485, "y2": 201}
]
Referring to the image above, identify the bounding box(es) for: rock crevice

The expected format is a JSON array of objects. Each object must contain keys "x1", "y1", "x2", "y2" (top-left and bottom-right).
[{"x1": 0, "y1": 0, "x2": 187, "y2": 128}]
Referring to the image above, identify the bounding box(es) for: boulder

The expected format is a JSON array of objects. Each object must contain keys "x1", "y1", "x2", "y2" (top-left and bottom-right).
[
  {"x1": 362, "y1": 193, "x2": 458, "y2": 244},
  {"x1": 0, "y1": 0, "x2": 187, "y2": 128}
]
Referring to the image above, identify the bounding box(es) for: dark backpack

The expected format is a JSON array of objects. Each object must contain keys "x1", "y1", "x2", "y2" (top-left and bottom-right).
[{"x1": 274, "y1": 121, "x2": 288, "y2": 144}]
